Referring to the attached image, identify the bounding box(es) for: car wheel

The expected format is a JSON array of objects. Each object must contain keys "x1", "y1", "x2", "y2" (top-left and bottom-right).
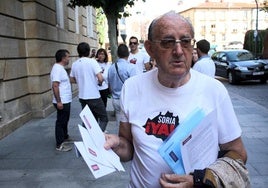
[{"x1": 228, "y1": 71, "x2": 237, "y2": 84}]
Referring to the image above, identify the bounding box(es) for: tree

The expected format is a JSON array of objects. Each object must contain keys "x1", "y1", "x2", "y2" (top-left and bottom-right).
[{"x1": 68, "y1": 0, "x2": 145, "y2": 61}]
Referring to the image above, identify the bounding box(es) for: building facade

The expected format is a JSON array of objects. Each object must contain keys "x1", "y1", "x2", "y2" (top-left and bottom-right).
[
  {"x1": 123, "y1": 0, "x2": 267, "y2": 52},
  {"x1": 179, "y1": 1, "x2": 268, "y2": 50},
  {"x1": 0, "y1": 0, "x2": 98, "y2": 139}
]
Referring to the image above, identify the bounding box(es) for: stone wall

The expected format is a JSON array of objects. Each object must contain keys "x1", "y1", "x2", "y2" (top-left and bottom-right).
[{"x1": 0, "y1": 0, "x2": 98, "y2": 139}]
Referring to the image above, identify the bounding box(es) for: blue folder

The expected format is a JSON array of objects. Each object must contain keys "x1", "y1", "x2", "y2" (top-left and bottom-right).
[{"x1": 158, "y1": 108, "x2": 206, "y2": 174}]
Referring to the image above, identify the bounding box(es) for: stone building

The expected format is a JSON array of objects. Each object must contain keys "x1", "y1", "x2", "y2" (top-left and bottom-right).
[
  {"x1": 0, "y1": 0, "x2": 98, "y2": 139},
  {"x1": 124, "y1": 0, "x2": 267, "y2": 52},
  {"x1": 178, "y1": 1, "x2": 268, "y2": 50}
]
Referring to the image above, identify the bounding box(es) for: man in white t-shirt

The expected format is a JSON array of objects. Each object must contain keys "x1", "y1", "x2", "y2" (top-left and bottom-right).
[
  {"x1": 104, "y1": 12, "x2": 249, "y2": 188},
  {"x1": 128, "y1": 36, "x2": 151, "y2": 74},
  {"x1": 50, "y1": 49, "x2": 72, "y2": 152},
  {"x1": 193, "y1": 39, "x2": 216, "y2": 78},
  {"x1": 70, "y1": 42, "x2": 108, "y2": 132}
]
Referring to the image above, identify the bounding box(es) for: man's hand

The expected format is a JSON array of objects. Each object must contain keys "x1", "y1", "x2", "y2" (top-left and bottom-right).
[
  {"x1": 159, "y1": 173, "x2": 194, "y2": 188},
  {"x1": 56, "y1": 102, "x2": 63, "y2": 110},
  {"x1": 104, "y1": 134, "x2": 120, "y2": 150}
]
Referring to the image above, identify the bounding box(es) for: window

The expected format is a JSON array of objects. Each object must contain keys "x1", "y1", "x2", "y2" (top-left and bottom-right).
[
  {"x1": 201, "y1": 25, "x2": 206, "y2": 33},
  {"x1": 56, "y1": 0, "x2": 64, "y2": 28},
  {"x1": 87, "y1": 6, "x2": 94, "y2": 38},
  {"x1": 232, "y1": 28, "x2": 238, "y2": 33},
  {"x1": 212, "y1": 34, "x2": 216, "y2": 42},
  {"x1": 210, "y1": 24, "x2": 216, "y2": 34},
  {"x1": 222, "y1": 34, "x2": 226, "y2": 41},
  {"x1": 75, "y1": 7, "x2": 79, "y2": 33}
]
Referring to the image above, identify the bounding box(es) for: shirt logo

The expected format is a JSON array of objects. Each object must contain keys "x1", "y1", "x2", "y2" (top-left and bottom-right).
[
  {"x1": 143, "y1": 111, "x2": 179, "y2": 141},
  {"x1": 130, "y1": 58, "x2": 137, "y2": 64}
]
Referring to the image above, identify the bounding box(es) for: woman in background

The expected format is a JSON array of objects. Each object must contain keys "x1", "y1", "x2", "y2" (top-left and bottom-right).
[{"x1": 96, "y1": 48, "x2": 111, "y2": 108}]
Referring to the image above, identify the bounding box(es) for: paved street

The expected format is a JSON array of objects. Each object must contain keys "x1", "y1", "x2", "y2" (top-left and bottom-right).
[{"x1": 0, "y1": 85, "x2": 268, "y2": 187}]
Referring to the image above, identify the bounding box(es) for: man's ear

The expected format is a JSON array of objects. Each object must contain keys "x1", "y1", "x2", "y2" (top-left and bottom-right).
[{"x1": 144, "y1": 40, "x2": 154, "y2": 58}]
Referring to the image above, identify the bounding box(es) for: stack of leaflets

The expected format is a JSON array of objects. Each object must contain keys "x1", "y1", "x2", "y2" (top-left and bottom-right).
[{"x1": 74, "y1": 105, "x2": 125, "y2": 179}]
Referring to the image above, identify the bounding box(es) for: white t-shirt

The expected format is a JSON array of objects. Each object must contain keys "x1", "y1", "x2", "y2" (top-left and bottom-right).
[
  {"x1": 128, "y1": 51, "x2": 150, "y2": 74},
  {"x1": 120, "y1": 69, "x2": 241, "y2": 188},
  {"x1": 192, "y1": 55, "x2": 216, "y2": 78},
  {"x1": 50, "y1": 63, "x2": 72, "y2": 104},
  {"x1": 98, "y1": 62, "x2": 111, "y2": 90},
  {"x1": 70, "y1": 57, "x2": 102, "y2": 99}
]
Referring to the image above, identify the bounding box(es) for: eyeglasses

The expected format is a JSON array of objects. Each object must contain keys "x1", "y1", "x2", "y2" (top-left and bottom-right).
[
  {"x1": 129, "y1": 42, "x2": 138, "y2": 45},
  {"x1": 152, "y1": 38, "x2": 196, "y2": 49}
]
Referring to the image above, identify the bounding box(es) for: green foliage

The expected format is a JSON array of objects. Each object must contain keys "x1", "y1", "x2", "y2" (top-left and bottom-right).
[
  {"x1": 68, "y1": 0, "x2": 146, "y2": 61},
  {"x1": 243, "y1": 29, "x2": 268, "y2": 58},
  {"x1": 68, "y1": 0, "x2": 144, "y2": 17},
  {"x1": 96, "y1": 8, "x2": 106, "y2": 46}
]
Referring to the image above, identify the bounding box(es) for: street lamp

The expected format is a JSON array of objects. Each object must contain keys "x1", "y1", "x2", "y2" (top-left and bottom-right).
[{"x1": 254, "y1": 0, "x2": 259, "y2": 58}]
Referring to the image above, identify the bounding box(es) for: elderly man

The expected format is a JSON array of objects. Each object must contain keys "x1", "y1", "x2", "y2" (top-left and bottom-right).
[{"x1": 105, "y1": 11, "x2": 249, "y2": 188}]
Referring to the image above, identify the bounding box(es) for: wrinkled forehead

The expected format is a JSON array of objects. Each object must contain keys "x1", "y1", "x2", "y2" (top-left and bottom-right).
[{"x1": 152, "y1": 15, "x2": 194, "y2": 39}]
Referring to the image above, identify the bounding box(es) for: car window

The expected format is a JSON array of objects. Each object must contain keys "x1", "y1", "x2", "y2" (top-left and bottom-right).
[
  {"x1": 211, "y1": 52, "x2": 218, "y2": 60},
  {"x1": 221, "y1": 55, "x2": 227, "y2": 61},
  {"x1": 237, "y1": 51, "x2": 254, "y2": 61},
  {"x1": 227, "y1": 51, "x2": 254, "y2": 61},
  {"x1": 218, "y1": 53, "x2": 226, "y2": 61}
]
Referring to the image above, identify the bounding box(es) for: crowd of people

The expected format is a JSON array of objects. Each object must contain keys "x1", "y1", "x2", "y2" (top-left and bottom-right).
[
  {"x1": 50, "y1": 36, "x2": 154, "y2": 152},
  {"x1": 50, "y1": 10, "x2": 250, "y2": 188}
]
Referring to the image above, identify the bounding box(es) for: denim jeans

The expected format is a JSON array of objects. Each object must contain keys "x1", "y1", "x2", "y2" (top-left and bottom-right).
[
  {"x1": 79, "y1": 98, "x2": 108, "y2": 131},
  {"x1": 53, "y1": 103, "x2": 71, "y2": 147}
]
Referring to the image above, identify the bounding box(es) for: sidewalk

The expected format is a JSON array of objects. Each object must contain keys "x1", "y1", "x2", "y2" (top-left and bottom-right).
[{"x1": 0, "y1": 92, "x2": 267, "y2": 188}]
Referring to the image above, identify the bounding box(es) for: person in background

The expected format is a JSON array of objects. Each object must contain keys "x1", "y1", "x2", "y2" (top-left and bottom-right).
[
  {"x1": 128, "y1": 36, "x2": 151, "y2": 74},
  {"x1": 50, "y1": 49, "x2": 72, "y2": 152},
  {"x1": 192, "y1": 39, "x2": 215, "y2": 77},
  {"x1": 96, "y1": 48, "x2": 111, "y2": 108},
  {"x1": 104, "y1": 11, "x2": 249, "y2": 188},
  {"x1": 191, "y1": 48, "x2": 198, "y2": 67},
  {"x1": 144, "y1": 57, "x2": 157, "y2": 71},
  {"x1": 90, "y1": 48, "x2": 96, "y2": 58},
  {"x1": 70, "y1": 42, "x2": 108, "y2": 132},
  {"x1": 108, "y1": 44, "x2": 137, "y2": 127}
]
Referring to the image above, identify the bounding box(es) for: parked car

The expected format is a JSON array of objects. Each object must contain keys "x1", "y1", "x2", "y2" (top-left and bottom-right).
[{"x1": 211, "y1": 49, "x2": 268, "y2": 84}]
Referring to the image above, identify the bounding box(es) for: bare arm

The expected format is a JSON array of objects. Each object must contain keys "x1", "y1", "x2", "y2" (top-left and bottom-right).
[
  {"x1": 69, "y1": 76, "x2": 76, "y2": 83},
  {"x1": 96, "y1": 72, "x2": 104, "y2": 86},
  {"x1": 219, "y1": 137, "x2": 247, "y2": 163},
  {"x1": 144, "y1": 62, "x2": 153, "y2": 71},
  {"x1": 52, "y1": 81, "x2": 63, "y2": 110}
]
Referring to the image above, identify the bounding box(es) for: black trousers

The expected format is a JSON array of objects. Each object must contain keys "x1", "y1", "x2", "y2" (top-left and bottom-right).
[
  {"x1": 53, "y1": 103, "x2": 71, "y2": 147},
  {"x1": 79, "y1": 98, "x2": 108, "y2": 131},
  {"x1": 99, "y1": 88, "x2": 110, "y2": 107}
]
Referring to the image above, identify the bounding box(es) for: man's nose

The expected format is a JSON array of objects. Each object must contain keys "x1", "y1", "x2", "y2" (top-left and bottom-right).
[{"x1": 172, "y1": 42, "x2": 184, "y2": 55}]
